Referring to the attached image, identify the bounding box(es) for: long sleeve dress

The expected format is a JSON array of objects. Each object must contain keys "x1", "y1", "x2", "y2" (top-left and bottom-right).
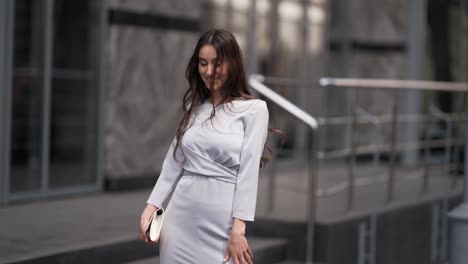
[{"x1": 146, "y1": 98, "x2": 269, "y2": 263}]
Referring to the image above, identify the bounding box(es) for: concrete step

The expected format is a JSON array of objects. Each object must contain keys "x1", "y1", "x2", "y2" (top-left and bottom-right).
[
  {"x1": 275, "y1": 261, "x2": 307, "y2": 264},
  {"x1": 123, "y1": 256, "x2": 159, "y2": 264},
  {"x1": 123, "y1": 237, "x2": 288, "y2": 264},
  {"x1": 4, "y1": 236, "x2": 287, "y2": 264}
]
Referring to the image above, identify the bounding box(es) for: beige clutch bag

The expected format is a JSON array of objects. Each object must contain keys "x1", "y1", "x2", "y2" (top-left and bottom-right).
[{"x1": 144, "y1": 208, "x2": 165, "y2": 242}]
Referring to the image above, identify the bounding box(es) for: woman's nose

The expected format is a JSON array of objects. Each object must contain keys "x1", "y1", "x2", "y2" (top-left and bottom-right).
[{"x1": 206, "y1": 64, "x2": 213, "y2": 76}]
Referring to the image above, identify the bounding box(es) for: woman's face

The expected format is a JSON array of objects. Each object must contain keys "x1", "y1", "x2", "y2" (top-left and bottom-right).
[{"x1": 198, "y1": 44, "x2": 228, "y2": 93}]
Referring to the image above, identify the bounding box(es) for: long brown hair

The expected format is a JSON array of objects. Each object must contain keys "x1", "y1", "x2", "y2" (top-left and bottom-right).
[{"x1": 173, "y1": 29, "x2": 284, "y2": 167}]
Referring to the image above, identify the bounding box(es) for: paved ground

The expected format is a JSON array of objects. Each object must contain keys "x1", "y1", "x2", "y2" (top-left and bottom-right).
[
  {"x1": 0, "y1": 159, "x2": 462, "y2": 263},
  {"x1": 0, "y1": 191, "x2": 145, "y2": 263}
]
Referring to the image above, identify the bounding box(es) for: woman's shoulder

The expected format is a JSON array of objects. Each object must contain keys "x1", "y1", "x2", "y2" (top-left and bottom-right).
[
  {"x1": 231, "y1": 98, "x2": 268, "y2": 120},
  {"x1": 232, "y1": 98, "x2": 267, "y2": 110}
]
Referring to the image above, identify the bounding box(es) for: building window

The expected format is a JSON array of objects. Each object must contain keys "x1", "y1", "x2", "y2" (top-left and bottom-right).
[{"x1": 5, "y1": 0, "x2": 104, "y2": 202}]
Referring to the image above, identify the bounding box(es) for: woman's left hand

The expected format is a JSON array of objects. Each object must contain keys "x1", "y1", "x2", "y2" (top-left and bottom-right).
[{"x1": 224, "y1": 218, "x2": 254, "y2": 264}]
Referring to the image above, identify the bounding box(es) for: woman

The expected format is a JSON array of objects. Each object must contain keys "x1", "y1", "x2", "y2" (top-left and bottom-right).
[{"x1": 138, "y1": 29, "x2": 279, "y2": 264}]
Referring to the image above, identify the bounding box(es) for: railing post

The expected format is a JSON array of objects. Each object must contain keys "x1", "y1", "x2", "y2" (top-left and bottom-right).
[
  {"x1": 448, "y1": 91, "x2": 468, "y2": 264},
  {"x1": 355, "y1": 107, "x2": 381, "y2": 264},
  {"x1": 0, "y1": 0, "x2": 14, "y2": 206},
  {"x1": 305, "y1": 127, "x2": 319, "y2": 264},
  {"x1": 295, "y1": 0, "x2": 310, "y2": 160},
  {"x1": 387, "y1": 90, "x2": 399, "y2": 203},
  {"x1": 423, "y1": 106, "x2": 454, "y2": 195},
  {"x1": 429, "y1": 106, "x2": 453, "y2": 187},
  {"x1": 347, "y1": 87, "x2": 358, "y2": 211}
]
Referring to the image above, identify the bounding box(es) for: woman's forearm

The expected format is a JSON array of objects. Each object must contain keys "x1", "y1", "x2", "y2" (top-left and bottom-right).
[
  {"x1": 231, "y1": 218, "x2": 246, "y2": 236},
  {"x1": 146, "y1": 203, "x2": 159, "y2": 210}
]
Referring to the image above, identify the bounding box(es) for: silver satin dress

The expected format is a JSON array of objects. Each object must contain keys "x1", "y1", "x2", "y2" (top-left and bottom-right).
[{"x1": 147, "y1": 99, "x2": 269, "y2": 264}]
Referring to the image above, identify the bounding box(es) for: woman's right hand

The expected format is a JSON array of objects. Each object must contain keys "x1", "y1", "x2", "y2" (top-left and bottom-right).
[{"x1": 139, "y1": 204, "x2": 159, "y2": 244}]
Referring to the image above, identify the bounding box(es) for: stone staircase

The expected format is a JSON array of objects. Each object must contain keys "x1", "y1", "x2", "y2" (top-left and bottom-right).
[
  {"x1": 0, "y1": 190, "x2": 295, "y2": 264},
  {"x1": 123, "y1": 238, "x2": 289, "y2": 264},
  {"x1": 2, "y1": 161, "x2": 463, "y2": 264}
]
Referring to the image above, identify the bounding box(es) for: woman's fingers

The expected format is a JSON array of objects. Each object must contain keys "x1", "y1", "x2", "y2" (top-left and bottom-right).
[
  {"x1": 147, "y1": 238, "x2": 157, "y2": 244},
  {"x1": 232, "y1": 255, "x2": 239, "y2": 264},
  {"x1": 226, "y1": 232, "x2": 254, "y2": 263},
  {"x1": 230, "y1": 249, "x2": 252, "y2": 264},
  {"x1": 139, "y1": 205, "x2": 157, "y2": 236},
  {"x1": 138, "y1": 218, "x2": 148, "y2": 241},
  {"x1": 242, "y1": 238, "x2": 253, "y2": 263},
  {"x1": 138, "y1": 222, "x2": 145, "y2": 241},
  {"x1": 138, "y1": 205, "x2": 162, "y2": 245},
  {"x1": 243, "y1": 251, "x2": 253, "y2": 264},
  {"x1": 223, "y1": 247, "x2": 230, "y2": 263},
  {"x1": 238, "y1": 254, "x2": 248, "y2": 264},
  {"x1": 246, "y1": 244, "x2": 253, "y2": 259}
]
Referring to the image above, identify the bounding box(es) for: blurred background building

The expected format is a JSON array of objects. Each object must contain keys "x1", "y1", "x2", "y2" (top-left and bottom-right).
[
  {"x1": 1, "y1": 0, "x2": 468, "y2": 263},
  {"x1": 1, "y1": 0, "x2": 328, "y2": 204}
]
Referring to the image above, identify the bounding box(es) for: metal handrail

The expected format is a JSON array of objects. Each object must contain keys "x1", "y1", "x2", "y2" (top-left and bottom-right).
[
  {"x1": 251, "y1": 75, "x2": 467, "y2": 263},
  {"x1": 320, "y1": 77, "x2": 468, "y2": 92},
  {"x1": 250, "y1": 75, "x2": 318, "y2": 128},
  {"x1": 258, "y1": 75, "x2": 468, "y2": 91},
  {"x1": 320, "y1": 77, "x2": 468, "y2": 202},
  {"x1": 318, "y1": 112, "x2": 466, "y2": 126},
  {"x1": 249, "y1": 74, "x2": 319, "y2": 264}
]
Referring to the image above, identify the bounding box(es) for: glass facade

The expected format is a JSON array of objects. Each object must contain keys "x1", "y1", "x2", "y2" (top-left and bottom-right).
[
  {"x1": 10, "y1": 0, "x2": 45, "y2": 194},
  {"x1": 1, "y1": 0, "x2": 105, "y2": 204}
]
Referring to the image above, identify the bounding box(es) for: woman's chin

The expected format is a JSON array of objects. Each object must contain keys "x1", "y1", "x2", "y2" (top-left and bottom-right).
[{"x1": 207, "y1": 86, "x2": 221, "y2": 92}]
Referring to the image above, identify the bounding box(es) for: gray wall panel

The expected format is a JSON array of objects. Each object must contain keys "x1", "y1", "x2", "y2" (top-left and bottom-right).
[{"x1": 106, "y1": 26, "x2": 198, "y2": 178}]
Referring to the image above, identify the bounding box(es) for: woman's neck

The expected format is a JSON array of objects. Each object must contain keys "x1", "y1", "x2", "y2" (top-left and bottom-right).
[{"x1": 208, "y1": 92, "x2": 223, "y2": 105}]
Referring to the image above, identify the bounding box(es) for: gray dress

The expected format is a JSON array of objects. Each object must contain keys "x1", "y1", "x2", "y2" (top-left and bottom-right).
[{"x1": 147, "y1": 99, "x2": 269, "y2": 263}]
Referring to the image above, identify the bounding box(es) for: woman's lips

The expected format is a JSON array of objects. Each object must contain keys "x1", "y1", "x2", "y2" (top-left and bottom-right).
[{"x1": 203, "y1": 77, "x2": 223, "y2": 88}]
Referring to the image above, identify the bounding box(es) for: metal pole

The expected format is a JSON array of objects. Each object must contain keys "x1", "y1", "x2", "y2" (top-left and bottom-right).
[
  {"x1": 403, "y1": 0, "x2": 424, "y2": 166},
  {"x1": 447, "y1": 93, "x2": 468, "y2": 263},
  {"x1": 423, "y1": 106, "x2": 453, "y2": 195},
  {"x1": 305, "y1": 127, "x2": 319, "y2": 264},
  {"x1": 422, "y1": 121, "x2": 431, "y2": 194},
  {"x1": 267, "y1": 149, "x2": 276, "y2": 214},
  {"x1": 246, "y1": 0, "x2": 257, "y2": 76},
  {"x1": 461, "y1": 0, "x2": 467, "y2": 82},
  {"x1": 355, "y1": 107, "x2": 380, "y2": 264},
  {"x1": 429, "y1": 106, "x2": 453, "y2": 188},
  {"x1": 387, "y1": 90, "x2": 399, "y2": 202},
  {"x1": 295, "y1": 0, "x2": 310, "y2": 159},
  {"x1": 0, "y1": 0, "x2": 14, "y2": 206},
  {"x1": 342, "y1": 0, "x2": 353, "y2": 152},
  {"x1": 347, "y1": 88, "x2": 358, "y2": 211},
  {"x1": 40, "y1": 0, "x2": 54, "y2": 197},
  {"x1": 265, "y1": 0, "x2": 280, "y2": 215},
  {"x1": 448, "y1": 2, "x2": 468, "y2": 263},
  {"x1": 95, "y1": 0, "x2": 108, "y2": 191}
]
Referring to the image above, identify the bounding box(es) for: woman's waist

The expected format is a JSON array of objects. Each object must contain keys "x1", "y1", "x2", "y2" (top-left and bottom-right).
[{"x1": 182, "y1": 169, "x2": 237, "y2": 184}]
